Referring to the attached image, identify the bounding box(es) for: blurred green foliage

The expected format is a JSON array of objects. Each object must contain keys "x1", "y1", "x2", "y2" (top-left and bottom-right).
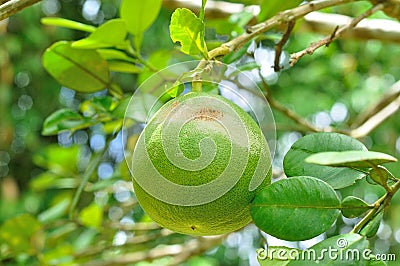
[{"x1": 0, "y1": 0, "x2": 399, "y2": 265}]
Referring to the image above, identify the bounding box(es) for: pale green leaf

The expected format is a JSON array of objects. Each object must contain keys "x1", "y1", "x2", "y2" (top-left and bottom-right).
[
  {"x1": 41, "y1": 17, "x2": 96, "y2": 32},
  {"x1": 79, "y1": 204, "x2": 103, "y2": 230},
  {"x1": 306, "y1": 151, "x2": 397, "y2": 168},
  {"x1": 170, "y1": 8, "x2": 208, "y2": 58}
]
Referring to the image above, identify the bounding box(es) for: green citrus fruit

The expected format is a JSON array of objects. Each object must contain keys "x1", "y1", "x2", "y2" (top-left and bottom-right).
[{"x1": 131, "y1": 92, "x2": 271, "y2": 235}]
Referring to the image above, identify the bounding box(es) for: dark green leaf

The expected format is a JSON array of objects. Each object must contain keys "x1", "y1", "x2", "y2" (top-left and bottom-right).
[
  {"x1": 223, "y1": 41, "x2": 252, "y2": 64},
  {"x1": 0, "y1": 214, "x2": 42, "y2": 255},
  {"x1": 341, "y1": 196, "x2": 371, "y2": 218},
  {"x1": 41, "y1": 17, "x2": 96, "y2": 32},
  {"x1": 42, "y1": 41, "x2": 110, "y2": 93},
  {"x1": 288, "y1": 233, "x2": 369, "y2": 265},
  {"x1": 283, "y1": 133, "x2": 368, "y2": 189},
  {"x1": 251, "y1": 176, "x2": 341, "y2": 241},
  {"x1": 72, "y1": 19, "x2": 127, "y2": 49},
  {"x1": 360, "y1": 212, "x2": 383, "y2": 238},
  {"x1": 42, "y1": 109, "x2": 95, "y2": 136},
  {"x1": 170, "y1": 8, "x2": 208, "y2": 58}
]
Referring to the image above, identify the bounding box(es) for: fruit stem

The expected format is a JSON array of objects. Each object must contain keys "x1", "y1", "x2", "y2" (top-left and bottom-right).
[{"x1": 192, "y1": 80, "x2": 202, "y2": 92}]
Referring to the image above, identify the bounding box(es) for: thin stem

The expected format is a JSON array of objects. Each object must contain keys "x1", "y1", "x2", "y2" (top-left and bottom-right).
[
  {"x1": 68, "y1": 140, "x2": 110, "y2": 219},
  {"x1": 351, "y1": 179, "x2": 400, "y2": 233},
  {"x1": 290, "y1": 3, "x2": 385, "y2": 66}
]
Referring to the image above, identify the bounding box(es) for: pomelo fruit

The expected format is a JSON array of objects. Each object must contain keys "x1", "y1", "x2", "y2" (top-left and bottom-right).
[{"x1": 131, "y1": 92, "x2": 271, "y2": 235}]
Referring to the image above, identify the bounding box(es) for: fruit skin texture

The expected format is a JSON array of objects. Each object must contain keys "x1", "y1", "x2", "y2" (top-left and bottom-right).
[{"x1": 132, "y1": 92, "x2": 271, "y2": 236}]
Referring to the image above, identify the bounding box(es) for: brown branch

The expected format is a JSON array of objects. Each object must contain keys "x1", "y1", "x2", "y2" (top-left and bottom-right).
[
  {"x1": 81, "y1": 235, "x2": 225, "y2": 266},
  {"x1": 290, "y1": 3, "x2": 385, "y2": 66},
  {"x1": 274, "y1": 20, "x2": 295, "y2": 72},
  {"x1": 349, "y1": 82, "x2": 400, "y2": 138},
  {"x1": 352, "y1": 81, "x2": 400, "y2": 128},
  {"x1": 0, "y1": 0, "x2": 42, "y2": 21},
  {"x1": 259, "y1": 73, "x2": 327, "y2": 133}
]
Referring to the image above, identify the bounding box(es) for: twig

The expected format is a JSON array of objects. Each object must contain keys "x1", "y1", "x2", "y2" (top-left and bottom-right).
[
  {"x1": 81, "y1": 235, "x2": 225, "y2": 266},
  {"x1": 205, "y1": 0, "x2": 357, "y2": 60},
  {"x1": 69, "y1": 139, "x2": 110, "y2": 219},
  {"x1": 274, "y1": 20, "x2": 295, "y2": 72},
  {"x1": 352, "y1": 81, "x2": 400, "y2": 128},
  {"x1": 0, "y1": 0, "x2": 41, "y2": 21},
  {"x1": 290, "y1": 3, "x2": 385, "y2": 66},
  {"x1": 351, "y1": 179, "x2": 400, "y2": 233},
  {"x1": 164, "y1": 0, "x2": 400, "y2": 44},
  {"x1": 349, "y1": 94, "x2": 400, "y2": 138},
  {"x1": 259, "y1": 73, "x2": 326, "y2": 133}
]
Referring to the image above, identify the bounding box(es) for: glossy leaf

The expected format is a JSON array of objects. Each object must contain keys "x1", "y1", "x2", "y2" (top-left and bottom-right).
[
  {"x1": 42, "y1": 109, "x2": 95, "y2": 136},
  {"x1": 0, "y1": 214, "x2": 42, "y2": 254},
  {"x1": 306, "y1": 151, "x2": 397, "y2": 168},
  {"x1": 258, "y1": 0, "x2": 303, "y2": 21},
  {"x1": 283, "y1": 133, "x2": 368, "y2": 189},
  {"x1": 41, "y1": 17, "x2": 96, "y2": 32},
  {"x1": 341, "y1": 196, "x2": 371, "y2": 218},
  {"x1": 360, "y1": 212, "x2": 383, "y2": 238},
  {"x1": 251, "y1": 176, "x2": 341, "y2": 241},
  {"x1": 170, "y1": 8, "x2": 208, "y2": 58},
  {"x1": 42, "y1": 41, "x2": 110, "y2": 93},
  {"x1": 288, "y1": 233, "x2": 369, "y2": 265},
  {"x1": 72, "y1": 19, "x2": 127, "y2": 49}
]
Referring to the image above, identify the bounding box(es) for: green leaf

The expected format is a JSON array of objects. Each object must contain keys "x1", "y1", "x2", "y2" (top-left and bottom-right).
[
  {"x1": 170, "y1": 8, "x2": 208, "y2": 58},
  {"x1": 33, "y1": 145, "x2": 81, "y2": 175},
  {"x1": 42, "y1": 109, "x2": 95, "y2": 136},
  {"x1": 223, "y1": 41, "x2": 252, "y2": 64},
  {"x1": 97, "y1": 48, "x2": 138, "y2": 63},
  {"x1": 200, "y1": 0, "x2": 208, "y2": 21},
  {"x1": 42, "y1": 41, "x2": 110, "y2": 93},
  {"x1": 108, "y1": 61, "x2": 142, "y2": 73},
  {"x1": 72, "y1": 19, "x2": 127, "y2": 49},
  {"x1": 288, "y1": 233, "x2": 369, "y2": 265},
  {"x1": 167, "y1": 83, "x2": 184, "y2": 98},
  {"x1": 79, "y1": 204, "x2": 103, "y2": 230},
  {"x1": 341, "y1": 196, "x2": 371, "y2": 218},
  {"x1": 369, "y1": 166, "x2": 391, "y2": 186},
  {"x1": 120, "y1": 0, "x2": 162, "y2": 49},
  {"x1": 41, "y1": 17, "x2": 96, "y2": 32},
  {"x1": 305, "y1": 151, "x2": 397, "y2": 168},
  {"x1": 251, "y1": 176, "x2": 341, "y2": 241},
  {"x1": 283, "y1": 133, "x2": 368, "y2": 189},
  {"x1": 258, "y1": 0, "x2": 303, "y2": 21},
  {"x1": 0, "y1": 214, "x2": 42, "y2": 255},
  {"x1": 360, "y1": 212, "x2": 383, "y2": 238},
  {"x1": 38, "y1": 198, "x2": 71, "y2": 223}
]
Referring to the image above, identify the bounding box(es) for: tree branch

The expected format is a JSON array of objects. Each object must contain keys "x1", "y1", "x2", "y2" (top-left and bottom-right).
[
  {"x1": 81, "y1": 235, "x2": 225, "y2": 266},
  {"x1": 0, "y1": 0, "x2": 41, "y2": 21},
  {"x1": 290, "y1": 3, "x2": 385, "y2": 66},
  {"x1": 349, "y1": 82, "x2": 400, "y2": 138}
]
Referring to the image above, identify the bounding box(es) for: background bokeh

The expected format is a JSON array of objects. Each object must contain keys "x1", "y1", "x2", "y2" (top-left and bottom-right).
[{"x1": 0, "y1": 0, "x2": 399, "y2": 265}]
